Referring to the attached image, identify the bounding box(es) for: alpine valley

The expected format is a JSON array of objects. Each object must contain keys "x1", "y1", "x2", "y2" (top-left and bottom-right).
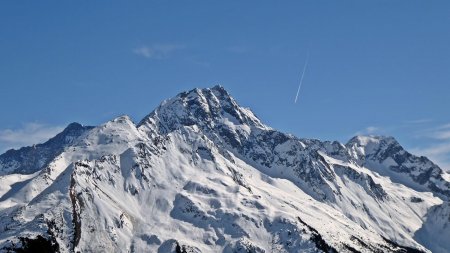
[{"x1": 0, "y1": 86, "x2": 449, "y2": 253}]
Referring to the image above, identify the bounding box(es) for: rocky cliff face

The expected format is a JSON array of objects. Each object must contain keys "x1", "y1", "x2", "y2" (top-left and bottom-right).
[{"x1": 0, "y1": 86, "x2": 448, "y2": 253}]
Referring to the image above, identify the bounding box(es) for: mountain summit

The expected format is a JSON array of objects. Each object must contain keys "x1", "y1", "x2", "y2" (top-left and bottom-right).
[{"x1": 0, "y1": 86, "x2": 449, "y2": 253}]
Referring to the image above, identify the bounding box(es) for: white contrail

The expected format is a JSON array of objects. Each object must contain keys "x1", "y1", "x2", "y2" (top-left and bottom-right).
[{"x1": 294, "y1": 52, "x2": 309, "y2": 104}]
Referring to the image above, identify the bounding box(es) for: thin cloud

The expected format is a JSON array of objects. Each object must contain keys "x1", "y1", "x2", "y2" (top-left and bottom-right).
[
  {"x1": 431, "y1": 130, "x2": 450, "y2": 140},
  {"x1": 411, "y1": 122, "x2": 450, "y2": 172},
  {"x1": 133, "y1": 44, "x2": 185, "y2": 59},
  {"x1": 402, "y1": 119, "x2": 433, "y2": 125},
  {"x1": 0, "y1": 123, "x2": 64, "y2": 153},
  {"x1": 415, "y1": 122, "x2": 450, "y2": 140},
  {"x1": 355, "y1": 126, "x2": 381, "y2": 136},
  {"x1": 429, "y1": 124, "x2": 450, "y2": 140}
]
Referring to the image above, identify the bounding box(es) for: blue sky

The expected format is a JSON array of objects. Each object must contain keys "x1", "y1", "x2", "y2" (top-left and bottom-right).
[{"x1": 1, "y1": 1, "x2": 450, "y2": 170}]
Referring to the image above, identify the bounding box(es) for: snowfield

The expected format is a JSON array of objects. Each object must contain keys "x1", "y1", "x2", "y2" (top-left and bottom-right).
[{"x1": 0, "y1": 86, "x2": 449, "y2": 253}]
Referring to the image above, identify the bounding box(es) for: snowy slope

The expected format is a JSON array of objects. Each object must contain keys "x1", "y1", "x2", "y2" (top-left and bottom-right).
[{"x1": 0, "y1": 86, "x2": 449, "y2": 253}]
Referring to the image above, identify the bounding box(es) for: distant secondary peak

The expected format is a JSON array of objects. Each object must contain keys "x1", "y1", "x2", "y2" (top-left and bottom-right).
[
  {"x1": 347, "y1": 135, "x2": 398, "y2": 147},
  {"x1": 62, "y1": 122, "x2": 94, "y2": 135},
  {"x1": 111, "y1": 115, "x2": 133, "y2": 124},
  {"x1": 65, "y1": 122, "x2": 83, "y2": 130}
]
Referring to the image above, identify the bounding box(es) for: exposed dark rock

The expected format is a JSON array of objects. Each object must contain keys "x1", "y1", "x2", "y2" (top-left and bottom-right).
[
  {"x1": 297, "y1": 217, "x2": 338, "y2": 253},
  {"x1": 2, "y1": 235, "x2": 60, "y2": 253}
]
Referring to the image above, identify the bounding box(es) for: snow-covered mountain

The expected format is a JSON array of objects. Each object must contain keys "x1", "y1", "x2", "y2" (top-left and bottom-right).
[{"x1": 0, "y1": 86, "x2": 449, "y2": 253}]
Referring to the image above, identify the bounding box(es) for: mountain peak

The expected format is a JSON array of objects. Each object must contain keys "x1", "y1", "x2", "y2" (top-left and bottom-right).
[
  {"x1": 346, "y1": 135, "x2": 403, "y2": 164},
  {"x1": 174, "y1": 85, "x2": 232, "y2": 106},
  {"x1": 347, "y1": 135, "x2": 398, "y2": 146},
  {"x1": 138, "y1": 86, "x2": 267, "y2": 136},
  {"x1": 210, "y1": 83, "x2": 230, "y2": 96}
]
